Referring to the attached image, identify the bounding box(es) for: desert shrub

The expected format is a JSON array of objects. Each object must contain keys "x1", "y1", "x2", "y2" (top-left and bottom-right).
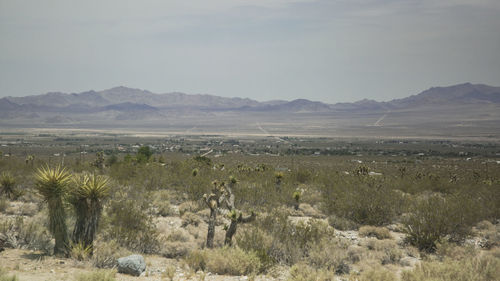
[
  {"x1": 292, "y1": 168, "x2": 313, "y2": 183},
  {"x1": 308, "y1": 237, "x2": 350, "y2": 274},
  {"x1": 0, "y1": 172, "x2": 20, "y2": 199},
  {"x1": 91, "y1": 239, "x2": 131, "y2": 268},
  {"x1": 181, "y1": 212, "x2": 202, "y2": 227},
  {"x1": 178, "y1": 201, "x2": 200, "y2": 216},
  {"x1": 75, "y1": 270, "x2": 116, "y2": 281},
  {"x1": 351, "y1": 267, "x2": 397, "y2": 281},
  {"x1": 153, "y1": 190, "x2": 173, "y2": 217},
  {"x1": 186, "y1": 247, "x2": 262, "y2": 275},
  {"x1": 0, "y1": 198, "x2": 8, "y2": 212},
  {"x1": 161, "y1": 241, "x2": 196, "y2": 258},
  {"x1": 257, "y1": 209, "x2": 333, "y2": 265},
  {"x1": 401, "y1": 252, "x2": 500, "y2": 281},
  {"x1": 165, "y1": 229, "x2": 191, "y2": 243},
  {"x1": 435, "y1": 240, "x2": 477, "y2": 261},
  {"x1": 403, "y1": 193, "x2": 483, "y2": 251},
  {"x1": 236, "y1": 225, "x2": 275, "y2": 270},
  {"x1": 327, "y1": 215, "x2": 358, "y2": 231},
  {"x1": 359, "y1": 226, "x2": 392, "y2": 240},
  {"x1": 0, "y1": 215, "x2": 53, "y2": 254},
  {"x1": 103, "y1": 185, "x2": 160, "y2": 253},
  {"x1": 288, "y1": 263, "x2": 335, "y2": 281},
  {"x1": 321, "y1": 177, "x2": 405, "y2": 226},
  {"x1": 361, "y1": 239, "x2": 404, "y2": 265},
  {"x1": 0, "y1": 267, "x2": 18, "y2": 281}
]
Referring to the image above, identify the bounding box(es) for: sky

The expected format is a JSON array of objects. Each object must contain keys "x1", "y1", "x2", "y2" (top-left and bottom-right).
[{"x1": 0, "y1": 0, "x2": 499, "y2": 103}]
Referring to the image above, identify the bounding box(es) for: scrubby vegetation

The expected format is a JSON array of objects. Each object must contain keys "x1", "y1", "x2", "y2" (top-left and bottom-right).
[{"x1": 0, "y1": 134, "x2": 499, "y2": 280}]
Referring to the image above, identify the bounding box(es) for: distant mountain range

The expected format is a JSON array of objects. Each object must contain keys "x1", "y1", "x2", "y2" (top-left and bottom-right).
[{"x1": 1, "y1": 83, "x2": 500, "y2": 139}]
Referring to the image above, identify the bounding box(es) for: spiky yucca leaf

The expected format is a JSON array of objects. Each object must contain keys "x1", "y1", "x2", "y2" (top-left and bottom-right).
[
  {"x1": 73, "y1": 173, "x2": 110, "y2": 200},
  {"x1": 34, "y1": 165, "x2": 72, "y2": 199}
]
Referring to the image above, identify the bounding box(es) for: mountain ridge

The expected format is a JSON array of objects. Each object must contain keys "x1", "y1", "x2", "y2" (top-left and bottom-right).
[
  {"x1": 4, "y1": 83, "x2": 499, "y2": 113},
  {"x1": 1, "y1": 83, "x2": 500, "y2": 139}
]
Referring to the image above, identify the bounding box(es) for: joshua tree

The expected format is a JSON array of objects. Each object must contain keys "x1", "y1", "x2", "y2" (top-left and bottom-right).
[
  {"x1": 275, "y1": 172, "x2": 284, "y2": 189},
  {"x1": 25, "y1": 154, "x2": 35, "y2": 167},
  {"x1": 223, "y1": 176, "x2": 255, "y2": 246},
  {"x1": 203, "y1": 180, "x2": 226, "y2": 248},
  {"x1": 91, "y1": 152, "x2": 105, "y2": 170},
  {"x1": 0, "y1": 172, "x2": 17, "y2": 199},
  {"x1": 293, "y1": 190, "x2": 301, "y2": 210},
  {"x1": 70, "y1": 173, "x2": 111, "y2": 253},
  {"x1": 34, "y1": 165, "x2": 72, "y2": 256}
]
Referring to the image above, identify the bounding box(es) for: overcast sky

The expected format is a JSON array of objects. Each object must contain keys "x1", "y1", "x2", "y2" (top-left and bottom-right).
[{"x1": 1, "y1": 0, "x2": 499, "y2": 103}]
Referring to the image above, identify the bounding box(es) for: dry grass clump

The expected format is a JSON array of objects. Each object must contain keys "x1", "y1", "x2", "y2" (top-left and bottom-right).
[
  {"x1": 435, "y1": 241, "x2": 477, "y2": 260},
  {"x1": 0, "y1": 214, "x2": 53, "y2": 254},
  {"x1": 349, "y1": 266, "x2": 397, "y2": 281},
  {"x1": 308, "y1": 237, "x2": 350, "y2": 274},
  {"x1": 0, "y1": 267, "x2": 19, "y2": 281},
  {"x1": 327, "y1": 215, "x2": 359, "y2": 231},
  {"x1": 287, "y1": 263, "x2": 335, "y2": 281},
  {"x1": 152, "y1": 190, "x2": 174, "y2": 217},
  {"x1": 359, "y1": 226, "x2": 392, "y2": 240},
  {"x1": 0, "y1": 198, "x2": 8, "y2": 212},
  {"x1": 474, "y1": 220, "x2": 500, "y2": 249},
  {"x1": 162, "y1": 241, "x2": 197, "y2": 258},
  {"x1": 181, "y1": 212, "x2": 202, "y2": 227},
  {"x1": 75, "y1": 270, "x2": 116, "y2": 281},
  {"x1": 359, "y1": 238, "x2": 404, "y2": 265},
  {"x1": 401, "y1": 250, "x2": 500, "y2": 281},
  {"x1": 178, "y1": 201, "x2": 200, "y2": 216},
  {"x1": 185, "y1": 247, "x2": 262, "y2": 275},
  {"x1": 91, "y1": 239, "x2": 131, "y2": 268}
]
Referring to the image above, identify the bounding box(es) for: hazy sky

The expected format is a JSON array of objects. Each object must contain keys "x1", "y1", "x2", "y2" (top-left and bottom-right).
[{"x1": 1, "y1": 0, "x2": 499, "y2": 103}]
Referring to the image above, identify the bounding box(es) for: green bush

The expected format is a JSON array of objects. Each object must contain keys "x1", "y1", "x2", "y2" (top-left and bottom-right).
[
  {"x1": 186, "y1": 247, "x2": 262, "y2": 275},
  {"x1": 403, "y1": 193, "x2": 484, "y2": 251},
  {"x1": 257, "y1": 209, "x2": 333, "y2": 265},
  {"x1": 321, "y1": 177, "x2": 405, "y2": 226},
  {"x1": 103, "y1": 185, "x2": 160, "y2": 253}
]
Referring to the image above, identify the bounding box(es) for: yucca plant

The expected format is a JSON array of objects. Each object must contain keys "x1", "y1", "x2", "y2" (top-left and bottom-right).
[
  {"x1": 0, "y1": 172, "x2": 17, "y2": 199},
  {"x1": 70, "y1": 173, "x2": 111, "y2": 253},
  {"x1": 34, "y1": 165, "x2": 72, "y2": 256},
  {"x1": 293, "y1": 190, "x2": 301, "y2": 210}
]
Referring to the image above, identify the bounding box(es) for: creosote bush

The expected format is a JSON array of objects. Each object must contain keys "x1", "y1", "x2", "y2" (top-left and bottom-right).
[
  {"x1": 403, "y1": 193, "x2": 485, "y2": 251},
  {"x1": 103, "y1": 185, "x2": 160, "y2": 253},
  {"x1": 321, "y1": 176, "x2": 405, "y2": 226}
]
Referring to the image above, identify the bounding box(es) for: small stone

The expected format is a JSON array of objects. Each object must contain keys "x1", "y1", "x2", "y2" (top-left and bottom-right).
[{"x1": 50, "y1": 269, "x2": 55, "y2": 274}]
